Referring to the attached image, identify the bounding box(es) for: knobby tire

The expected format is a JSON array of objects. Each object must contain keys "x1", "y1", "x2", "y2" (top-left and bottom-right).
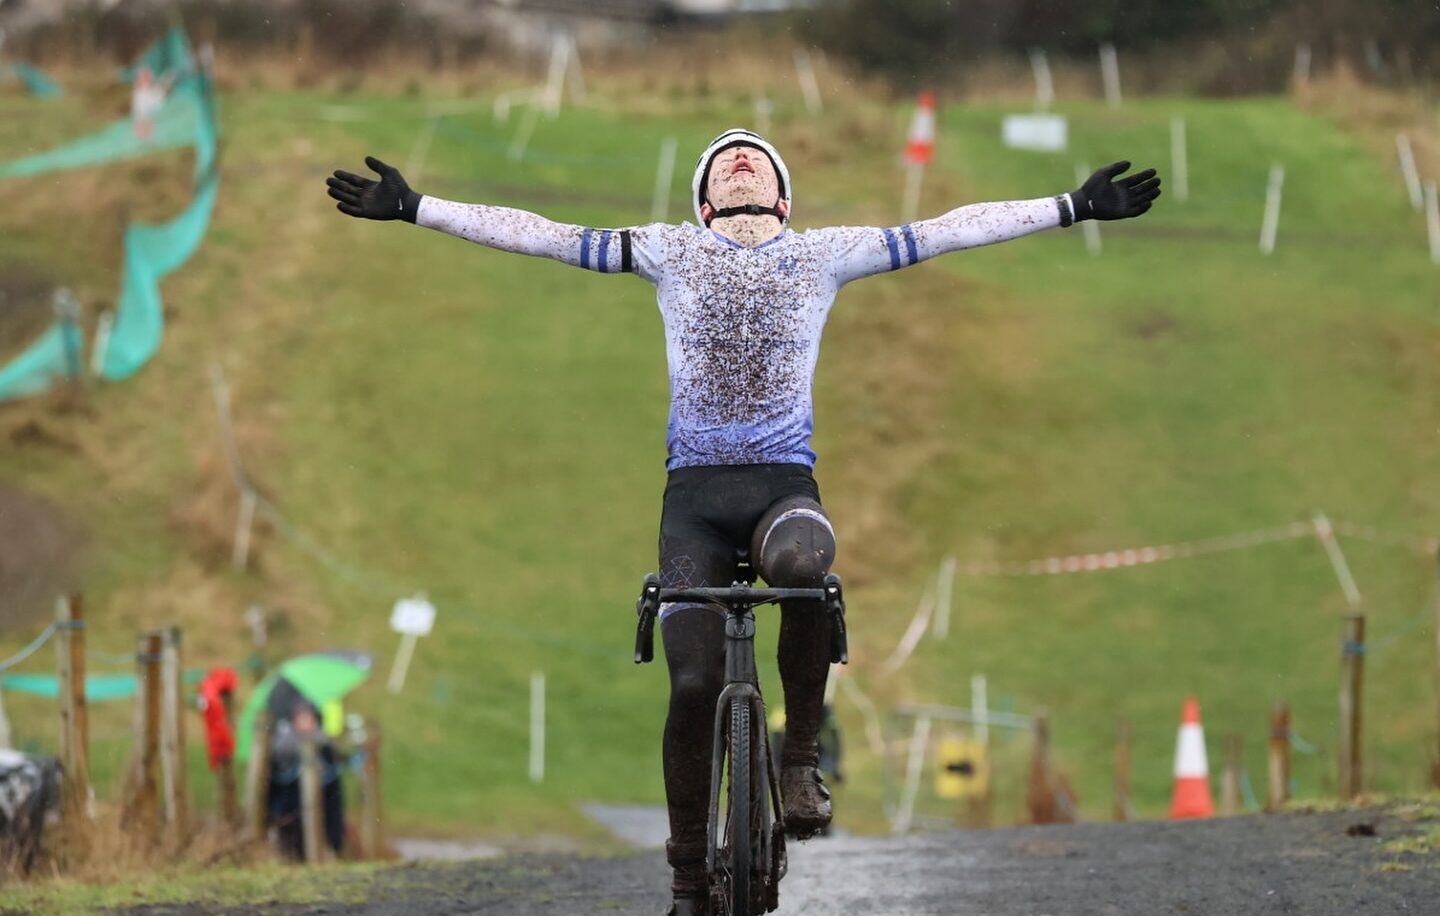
[{"x1": 725, "y1": 701, "x2": 752, "y2": 916}]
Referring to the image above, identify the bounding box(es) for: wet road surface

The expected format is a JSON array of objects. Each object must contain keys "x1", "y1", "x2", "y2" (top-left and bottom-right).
[{"x1": 119, "y1": 805, "x2": 1440, "y2": 915}]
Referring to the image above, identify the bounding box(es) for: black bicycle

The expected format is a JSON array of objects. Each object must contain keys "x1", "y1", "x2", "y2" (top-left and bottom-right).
[{"x1": 634, "y1": 568, "x2": 848, "y2": 916}]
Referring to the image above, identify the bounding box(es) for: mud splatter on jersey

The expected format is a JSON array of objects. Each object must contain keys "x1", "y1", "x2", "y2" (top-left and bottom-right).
[{"x1": 416, "y1": 196, "x2": 1063, "y2": 469}]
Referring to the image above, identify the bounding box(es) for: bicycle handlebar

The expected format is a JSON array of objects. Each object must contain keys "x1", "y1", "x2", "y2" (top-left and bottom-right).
[
  {"x1": 658, "y1": 585, "x2": 832, "y2": 605},
  {"x1": 633, "y1": 573, "x2": 849, "y2": 666}
]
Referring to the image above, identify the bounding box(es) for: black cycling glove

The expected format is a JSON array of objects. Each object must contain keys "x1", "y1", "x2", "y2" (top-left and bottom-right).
[
  {"x1": 326, "y1": 156, "x2": 423, "y2": 223},
  {"x1": 1066, "y1": 161, "x2": 1162, "y2": 223}
]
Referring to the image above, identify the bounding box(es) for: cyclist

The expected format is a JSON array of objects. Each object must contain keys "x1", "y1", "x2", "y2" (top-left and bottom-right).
[{"x1": 327, "y1": 129, "x2": 1159, "y2": 915}]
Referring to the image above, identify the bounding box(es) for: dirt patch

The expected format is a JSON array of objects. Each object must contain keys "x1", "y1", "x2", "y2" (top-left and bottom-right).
[
  {"x1": 1127, "y1": 308, "x2": 1177, "y2": 340},
  {"x1": 0, "y1": 264, "x2": 58, "y2": 363},
  {"x1": 0, "y1": 482, "x2": 84, "y2": 632},
  {"x1": 1296, "y1": 67, "x2": 1440, "y2": 193}
]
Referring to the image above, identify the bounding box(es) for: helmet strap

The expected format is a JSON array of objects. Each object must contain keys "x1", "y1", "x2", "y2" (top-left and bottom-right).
[{"x1": 707, "y1": 202, "x2": 784, "y2": 225}]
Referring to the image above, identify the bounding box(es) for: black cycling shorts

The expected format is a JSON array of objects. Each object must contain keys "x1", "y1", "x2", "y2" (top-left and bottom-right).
[{"x1": 657, "y1": 463, "x2": 824, "y2": 618}]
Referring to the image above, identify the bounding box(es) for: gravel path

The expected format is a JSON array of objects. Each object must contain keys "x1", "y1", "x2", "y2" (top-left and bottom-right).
[{"x1": 118, "y1": 805, "x2": 1440, "y2": 915}]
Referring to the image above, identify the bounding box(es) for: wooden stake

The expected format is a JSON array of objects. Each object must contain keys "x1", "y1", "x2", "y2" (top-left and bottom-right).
[
  {"x1": 1430, "y1": 549, "x2": 1440, "y2": 789},
  {"x1": 128, "y1": 631, "x2": 164, "y2": 843},
  {"x1": 1221, "y1": 735, "x2": 1242, "y2": 816},
  {"x1": 387, "y1": 631, "x2": 419, "y2": 694},
  {"x1": 1260, "y1": 163, "x2": 1285, "y2": 255},
  {"x1": 1425, "y1": 180, "x2": 1440, "y2": 267},
  {"x1": 244, "y1": 604, "x2": 268, "y2": 684},
  {"x1": 529, "y1": 671, "x2": 546, "y2": 784},
  {"x1": 1170, "y1": 116, "x2": 1189, "y2": 203},
  {"x1": 901, "y1": 162, "x2": 924, "y2": 224},
  {"x1": 1113, "y1": 719, "x2": 1133, "y2": 822},
  {"x1": 891, "y1": 713, "x2": 931, "y2": 835},
  {"x1": 1396, "y1": 134, "x2": 1424, "y2": 211},
  {"x1": 1076, "y1": 163, "x2": 1103, "y2": 255},
  {"x1": 360, "y1": 721, "x2": 383, "y2": 858},
  {"x1": 299, "y1": 730, "x2": 323, "y2": 863},
  {"x1": 159, "y1": 627, "x2": 189, "y2": 836},
  {"x1": 794, "y1": 49, "x2": 823, "y2": 114},
  {"x1": 1099, "y1": 43, "x2": 1122, "y2": 107},
  {"x1": 1268, "y1": 701, "x2": 1291, "y2": 809},
  {"x1": 1029, "y1": 48, "x2": 1054, "y2": 111},
  {"x1": 54, "y1": 594, "x2": 90, "y2": 860},
  {"x1": 1292, "y1": 43, "x2": 1312, "y2": 86},
  {"x1": 1027, "y1": 709, "x2": 1061, "y2": 824},
  {"x1": 0, "y1": 684, "x2": 11, "y2": 750},
  {"x1": 232, "y1": 488, "x2": 257, "y2": 572},
  {"x1": 218, "y1": 690, "x2": 239, "y2": 826},
  {"x1": 651, "y1": 136, "x2": 677, "y2": 224},
  {"x1": 1339, "y1": 613, "x2": 1366, "y2": 800},
  {"x1": 243, "y1": 712, "x2": 271, "y2": 842},
  {"x1": 54, "y1": 290, "x2": 85, "y2": 409}
]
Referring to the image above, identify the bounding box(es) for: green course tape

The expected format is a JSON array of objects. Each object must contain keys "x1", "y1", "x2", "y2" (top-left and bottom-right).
[
  {"x1": 2, "y1": 668, "x2": 205, "y2": 702},
  {"x1": 0, "y1": 27, "x2": 220, "y2": 396},
  {"x1": 5, "y1": 63, "x2": 63, "y2": 98},
  {"x1": 0, "y1": 320, "x2": 83, "y2": 400}
]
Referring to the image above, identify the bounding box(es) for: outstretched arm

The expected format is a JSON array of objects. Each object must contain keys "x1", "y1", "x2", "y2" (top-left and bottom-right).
[
  {"x1": 326, "y1": 156, "x2": 644, "y2": 274},
  {"x1": 827, "y1": 161, "x2": 1160, "y2": 286}
]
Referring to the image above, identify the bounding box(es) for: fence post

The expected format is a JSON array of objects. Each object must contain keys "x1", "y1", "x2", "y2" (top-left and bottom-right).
[
  {"x1": 1268, "y1": 701, "x2": 1291, "y2": 809},
  {"x1": 0, "y1": 684, "x2": 11, "y2": 750},
  {"x1": 218, "y1": 689, "x2": 239, "y2": 826},
  {"x1": 159, "y1": 626, "x2": 189, "y2": 837},
  {"x1": 360, "y1": 721, "x2": 383, "y2": 858},
  {"x1": 1113, "y1": 719, "x2": 1133, "y2": 822},
  {"x1": 126, "y1": 631, "x2": 164, "y2": 843},
  {"x1": 54, "y1": 594, "x2": 90, "y2": 860},
  {"x1": 244, "y1": 605, "x2": 268, "y2": 685},
  {"x1": 1221, "y1": 735, "x2": 1242, "y2": 816},
  {"x1": 1339, "y1": 613, "x2": 1366, "y2": 800},
  {"x1": 243, "y1": 712, "x2": 271, "y2": 842},
  {"x1": 1028, "y1": 709, "x2": 1070, "y2": 824},
  {"x1": 299, "y1": 730, "x2": 323, "y2": 863},
  {"x1": 891, "y1": 713, "x2": 931, "y2": 835},
  {"x1": 1431, "y1": 548, "x2": 1440, "y2": 788}
]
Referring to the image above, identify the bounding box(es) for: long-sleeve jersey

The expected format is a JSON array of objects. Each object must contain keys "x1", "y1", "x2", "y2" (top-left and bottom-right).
[{"x1": 416, "y1": 195, "x2": 1067, "y2": 469}]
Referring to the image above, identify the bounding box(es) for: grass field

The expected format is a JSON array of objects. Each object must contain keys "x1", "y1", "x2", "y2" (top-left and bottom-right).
[{"x1": 1, "y1": 62, "x2": 1438, "y2": 849}]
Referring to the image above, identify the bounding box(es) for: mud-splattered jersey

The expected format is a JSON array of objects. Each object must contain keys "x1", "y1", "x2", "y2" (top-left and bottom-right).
[{"x1": 416, "y1": 196, "x2": 1065, "y2": 469}]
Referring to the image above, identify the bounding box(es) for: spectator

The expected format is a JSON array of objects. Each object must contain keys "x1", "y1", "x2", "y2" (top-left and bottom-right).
[{"x1": 266, "y1": 702, "x2": 344, "y2": 859}]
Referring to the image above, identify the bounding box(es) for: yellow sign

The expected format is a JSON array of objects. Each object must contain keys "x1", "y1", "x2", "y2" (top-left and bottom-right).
[{"x1": 935, "y1": 736, "x2": 988, "y2": 799}]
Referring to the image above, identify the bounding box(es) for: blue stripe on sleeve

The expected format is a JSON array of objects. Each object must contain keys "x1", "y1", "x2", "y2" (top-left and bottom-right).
[
  {"x1": 900, "y1": 223, "x2": 919, "y2": 266},
  {"x1": 597, "y1": 230, "x2": 613, "y2": 274},
  {"x1": 882, "y1": 228, "x2": 901, "y2": 271},
  {"x1": 580, "y1": 227, "x2": 593, "y2": 270}
]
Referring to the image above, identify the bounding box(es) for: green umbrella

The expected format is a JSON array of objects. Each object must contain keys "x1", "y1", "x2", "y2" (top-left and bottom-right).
[{"x1": 235, "y1": 653, "x2": 372, "y2": 762}]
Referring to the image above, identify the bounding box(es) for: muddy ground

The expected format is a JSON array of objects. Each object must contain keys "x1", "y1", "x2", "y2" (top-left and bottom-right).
[
  {"x1": 0, "y1": 482, "x2": 83, "y2": 632},
  {"x1": 115, "y1": 804, "x2": 1440, "y2": 915}
]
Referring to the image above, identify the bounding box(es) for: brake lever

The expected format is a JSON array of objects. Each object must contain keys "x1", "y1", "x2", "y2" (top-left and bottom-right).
[
  {"x1": 634, "y1": 574, "x2": 661, "y2": 664},
  {"x1": 824, "y1": 574, "x2": 848, "y2": 665}
]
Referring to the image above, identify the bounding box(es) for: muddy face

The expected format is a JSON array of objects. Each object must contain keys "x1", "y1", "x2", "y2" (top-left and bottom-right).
[
  {"x1": 702, "y1": 145, "x2": 790, "y2": 248},
  {"x1": 704, "y1": 145, "x2": 782, "y2": 213}
]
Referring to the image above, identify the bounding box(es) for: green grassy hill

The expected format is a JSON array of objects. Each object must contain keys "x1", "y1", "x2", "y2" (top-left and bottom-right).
[{"x1": 1, "y1": 73, "x2": 1437, "y2": 837}]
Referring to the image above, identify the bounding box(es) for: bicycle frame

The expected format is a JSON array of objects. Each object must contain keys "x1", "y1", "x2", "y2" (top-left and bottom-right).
[{"x1": 633, "y1": 574, "x2": 848, "y2": 914}]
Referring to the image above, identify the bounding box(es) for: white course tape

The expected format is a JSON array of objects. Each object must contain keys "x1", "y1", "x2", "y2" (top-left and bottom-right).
[{"x1": 954, "y1": 517, "x2": 1438, "y2": 577}]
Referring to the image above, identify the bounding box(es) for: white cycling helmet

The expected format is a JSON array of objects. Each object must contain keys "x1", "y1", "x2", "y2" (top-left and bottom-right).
[{"x1": 691, "y1": 128, "x2": 791, "y2": 227}]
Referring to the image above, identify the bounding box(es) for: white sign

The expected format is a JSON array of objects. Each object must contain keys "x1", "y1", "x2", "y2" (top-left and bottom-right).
[
  {"x1": 390, "y1": 596, "x2": 436, "y2": 636},
  {"x1": 1002, "y1": 114, "x2": 1068, "y2": 152}
]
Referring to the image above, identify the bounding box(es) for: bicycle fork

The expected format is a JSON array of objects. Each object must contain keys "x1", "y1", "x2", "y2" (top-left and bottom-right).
[{"x1": 704, "y1": 609, "x2": 782, "y2": 890}]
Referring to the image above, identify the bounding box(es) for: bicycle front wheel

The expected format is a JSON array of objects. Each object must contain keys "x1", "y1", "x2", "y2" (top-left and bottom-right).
[{"x1": 723, "y1": 700, "x2": 753, "y2": 916}]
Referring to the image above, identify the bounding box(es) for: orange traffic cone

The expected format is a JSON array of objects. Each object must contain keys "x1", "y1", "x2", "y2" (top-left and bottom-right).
[
  {"x1": 1169, "y1": 696, "x2": 1214, "y2": 819},
  {"x1": 904, "y1": 89, "x2": 936, "y2": 166}
]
